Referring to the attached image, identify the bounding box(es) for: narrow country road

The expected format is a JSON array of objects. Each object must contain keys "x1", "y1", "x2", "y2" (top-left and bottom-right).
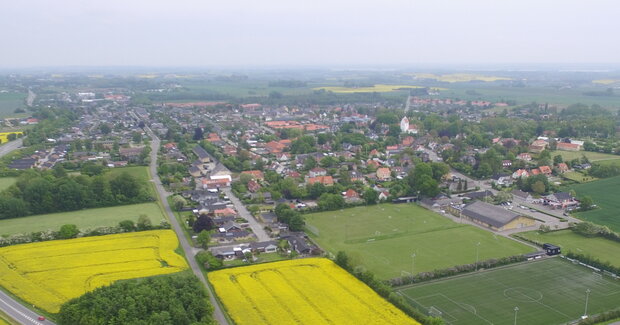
[
  {"x1": 0, "y1": 138, "x2": 24, "y2": 158},
  {"x1": 0, "y1": 290, "x2": 53, "y2": 325},
  {"x1": 222, "y1": 188, "x2": 270, "y2": 242},
  {"x1": 142, "y1": 122, "x2": 229, "y2": 325}
]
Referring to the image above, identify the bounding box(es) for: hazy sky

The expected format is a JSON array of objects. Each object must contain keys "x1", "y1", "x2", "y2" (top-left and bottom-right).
[{"x1": 1, "y1": 0, "x2": 619, "y2": 68}]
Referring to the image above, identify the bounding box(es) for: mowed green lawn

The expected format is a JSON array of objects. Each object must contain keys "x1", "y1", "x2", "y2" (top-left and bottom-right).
[
  {"x1": 397, "y1": 258, "x2": 620, "y2": 325},
  {"x1": 570, "y1": 176, "x2": 620, "y2": 232},
  {"x1": 305, "y1": 204, "x2": 534, "y2": 280},
  {"x1": 518, "y1": 230, "x2": 620, "y2": 267},
  {"x1": 0, "y1": 177, "x2": 16, "y2": 191},
  {"x1": 0, "y1": 202, "x2": 166, "y2": 236}
]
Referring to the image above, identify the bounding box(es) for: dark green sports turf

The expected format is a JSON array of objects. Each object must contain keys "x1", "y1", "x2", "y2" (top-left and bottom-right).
[{"x1": 397, "y1": 258, "x2": 620, "y2": 325}]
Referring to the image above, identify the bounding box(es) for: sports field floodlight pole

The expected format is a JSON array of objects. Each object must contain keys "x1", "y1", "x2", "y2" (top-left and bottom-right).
[
  {"x1": 513, "y1": 306, "x2": 519, "y2": 325},
  {"x1": 475, "y1": 242, "x2": 481, "y2": 271},
  {"x1": 584, "y1": 288, "x2": 591, "y2": 317}
]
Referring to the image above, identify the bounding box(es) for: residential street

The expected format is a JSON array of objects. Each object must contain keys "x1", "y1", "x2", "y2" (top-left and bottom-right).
[
  {"x1": 143, "y1": 123, "x2": 229, "y2": 325},
  {"x1": 222, "y1": 188, "x2": 271, "y2": 242},
  {"x1": 0, "y1": 289, "x2": 52, "y2": 325}
]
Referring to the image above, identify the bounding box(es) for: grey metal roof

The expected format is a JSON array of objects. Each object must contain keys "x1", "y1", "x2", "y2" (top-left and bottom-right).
[{"x1": 461, "y1": 201, "x2": 525, "y2": 228}]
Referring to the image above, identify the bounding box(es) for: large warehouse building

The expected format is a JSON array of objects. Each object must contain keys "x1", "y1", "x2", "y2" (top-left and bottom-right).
[{"x1": 459, "y1": 201, "x2": 536, "y2": 231}]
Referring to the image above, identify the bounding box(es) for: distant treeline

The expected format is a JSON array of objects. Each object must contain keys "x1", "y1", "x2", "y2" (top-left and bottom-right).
[
  {"x1": 268, "y1": 80, "x2": 307, "y2": 88},
  {"x1": 0, "y1": 169, "x2": 153, "y2": 219}
]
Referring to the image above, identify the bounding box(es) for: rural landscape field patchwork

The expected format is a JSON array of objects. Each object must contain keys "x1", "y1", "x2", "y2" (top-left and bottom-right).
[
  {"x1": 398, "y1": 258, "x2": 620, "y2": 325},
  {"x1": 306, "y1": 204, "x2": 535, "y2": 279},
  {"x1": 209, "y1": 258, "x2": 419, "y2": 325},
  {"x1": 0, "y1": 230, "x2": 187, "y2": 312}
]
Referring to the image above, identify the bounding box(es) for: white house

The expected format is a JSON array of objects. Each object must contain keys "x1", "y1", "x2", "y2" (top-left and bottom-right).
[{"x1": 400, "y1": 117, "x2": 418, "y2": 134}]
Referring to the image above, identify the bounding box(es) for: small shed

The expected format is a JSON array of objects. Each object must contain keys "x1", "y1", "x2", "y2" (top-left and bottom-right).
[{"x1": 542, "y1": 243, "x2": 561, "y2": 256}]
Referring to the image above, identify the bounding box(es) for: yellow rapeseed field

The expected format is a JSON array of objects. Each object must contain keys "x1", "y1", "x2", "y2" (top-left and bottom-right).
[
  {"x1": 0, "y1": 230, "x2": 187, "y2": 313},
  {"x1": 0, "y1": 132, "x2": 23, "y2": 143},
  {"x1": 592, "y1": 79, "x2": 620, "y2": 85},
  {"x1": 209, "y1": 258, "x2": 419, "y2": 325},
  {"x1": 314, "y1": 84, "x2": 445, "y2": 93}
]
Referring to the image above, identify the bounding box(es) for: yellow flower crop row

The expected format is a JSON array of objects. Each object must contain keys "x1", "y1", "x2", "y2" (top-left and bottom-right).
[
  {"x1": 0, "y1": 230, "x2": 188, "y2": 313},
  {"x1": 209, "y1": 258, "x2": 420, "y2": 325}
]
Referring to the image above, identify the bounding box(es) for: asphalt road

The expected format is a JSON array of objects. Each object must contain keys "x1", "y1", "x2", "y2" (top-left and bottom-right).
[
  {"x1": 143, "y1": 123, "x2": 229, "y2": 325},
  {"x1": 0, "y1": 290, "x2": 52, "y2": 325},
  {"x1": 222, "y1": 188, "x2": 270, "y2": 242},
  {"x1": 0, "y1": 138, "x2": 23, "y2": 158}
]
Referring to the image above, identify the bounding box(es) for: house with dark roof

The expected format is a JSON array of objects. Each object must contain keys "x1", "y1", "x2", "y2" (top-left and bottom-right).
[
  {"x1": 544, "y1": 192, "x2": 578, "y2": 209},
  {"x1": 460, "y1": 201, "x2": 536, "y2": 231},
  {"x1": 193, "y1": 145, "x2": 212, "y2": 163}
]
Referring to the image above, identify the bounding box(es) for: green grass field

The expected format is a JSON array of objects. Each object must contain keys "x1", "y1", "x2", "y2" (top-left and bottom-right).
[
  {"x1": 397, "y1": 258, "x2": 620, "y2": 325},
  {"x1": 561, "y1": 171, "x2": 598, "y2": 183},
  {"x1": 0, "y1": 202, "x2": 166, "y2": 236},
  {"x1": 305, "y1": 204, "x2": 535, "y2": 279},
  {"x1": 517, "y1": 230, "x2": 620, "y2": 267},
  {"x1": 570, "y1": 176, "x2": 620, "y2": 232},
  {"x1": 0, "y1": 92, "x2": 26, "y2": 118},
  {"x1": 439, "y1": 85, "x2": 620, "y2": 109},
  {"x1": 0, "y1": 177, "x2": 16, "y2": 191},
  {"x1": 549, "y1": 150, "x2": 620, "y2": 162}
]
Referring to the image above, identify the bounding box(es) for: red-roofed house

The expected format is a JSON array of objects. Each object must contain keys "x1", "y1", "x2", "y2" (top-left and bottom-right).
[
  {"x1": 241, "y1": 170, "x2": 264, "y2": 181},
  {"x1": 557, "y1": 142, "x2": 581, "y2": 151},
  {"x1": 530, "y1": 168, "x2": 541, "y2": 176},
  {"x1": 214, "y1": 208, "x2": 237, "y2": 217},
  {"x1": 539, "y1": 165, "x2": 552, "y2": 175},
  {"x1": 512, "y1": 169, "x2": 529, "y2": 179},
  {"x1": 343, "y1": 189, "x2": 361, "y2": 203},
  {"x1": 247, "y1": 180, "x2": 261, "y2": 193},
  {"x1": 367, "y1": 160, "x2": 380, "y2": 168},
  {"x1": 307, "y1": 176, "x2": 334, "y2": 186},
  {"x1": 557, "y1": 163, "x2": 570, "y2": 173},
  {"x1": 376, "y1": 167, "x2": 391, "y2": 181}
]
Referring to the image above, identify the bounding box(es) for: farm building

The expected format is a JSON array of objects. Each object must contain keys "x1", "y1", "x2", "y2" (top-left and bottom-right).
[{"x1": 459, "y1": 201, "x2": 536, "y2": 231}]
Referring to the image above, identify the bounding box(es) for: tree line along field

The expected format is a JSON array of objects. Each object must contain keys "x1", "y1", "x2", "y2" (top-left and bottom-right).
[
  {"x1": 517, "y1": 230, "x2": 620, "y2": 267},
  {"x1": 208, "y1": 258, "x2": 419, "y2": 325},
  {"x1": 305, "y1": 204, "x2": 535, "y2": 280},
  {"x1": 105, "y1": 166, "x2": 157, "y2": 197},
  {"x1": 0, "y1": 230, "x2": 188, "y2": 313},
  {"x1": 397, "y1": 258, "x2": 620, "y2": 325},
  {"x1": 570, "y1": 175, "x2": 620, "y2": 232},
  {"x1": 0, "y1": 202, "x2": 165, "y2": 236}
]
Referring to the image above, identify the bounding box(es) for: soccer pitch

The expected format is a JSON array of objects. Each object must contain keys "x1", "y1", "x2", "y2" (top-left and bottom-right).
[
  {"x1": 305, "y1": 204, "x2": 534, "y2": 279},
  {"x1": 397, "y1": 258, "x2": 620, "y2": 325}
]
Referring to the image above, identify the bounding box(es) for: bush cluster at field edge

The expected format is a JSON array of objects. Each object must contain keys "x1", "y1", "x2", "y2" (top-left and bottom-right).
[
  {"x1": 305, "y1": 204, "x2": 535, "y2": 280},
  {"x1": 397, "y1": 258, "x2": 620, "y2": 325},
  {"x1": 0, "y1": 202, "x2": 165, "y2": 236},
  {"x1": 517, "y1": 229, "x2": 620, "y2": 267}
]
